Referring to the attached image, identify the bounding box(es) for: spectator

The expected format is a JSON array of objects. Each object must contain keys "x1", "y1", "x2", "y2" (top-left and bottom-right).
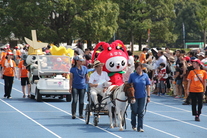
[
  {"x1": 157, "y1": 63, "x2": 167, "y2": 95},
  {"x1": 174, "y1": 62, "x2": 184, "y2": 98},
  {"x1": 197, "y1": 52, "x2": 205, "y2": 61},
  {"x1": 139, "y1": 48, "x2": 149, "y2": 72}
]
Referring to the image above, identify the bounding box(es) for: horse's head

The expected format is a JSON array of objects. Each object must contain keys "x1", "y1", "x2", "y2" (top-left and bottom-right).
[{"x1": 123, "y1": 83, "x2": 136, "y2": 104}]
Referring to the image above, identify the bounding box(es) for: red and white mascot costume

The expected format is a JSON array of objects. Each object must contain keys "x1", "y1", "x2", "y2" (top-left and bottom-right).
[{"x1": 92, "y1": 40, "x2": 128, "y2": 86}]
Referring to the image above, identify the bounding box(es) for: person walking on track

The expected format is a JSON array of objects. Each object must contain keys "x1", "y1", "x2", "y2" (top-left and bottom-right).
[
  {"x1": 128, "y1": 62, "x2": 151, "y2": 132},
  {"x1": 187, "y1": 59, "x2": 207, "y2": 121},
  {"x1": 70, "y1": 55, "x2": 89, "y2": 119},
  {"x1": 1, "y1": 52, "x2": 16, "y2": 99}
]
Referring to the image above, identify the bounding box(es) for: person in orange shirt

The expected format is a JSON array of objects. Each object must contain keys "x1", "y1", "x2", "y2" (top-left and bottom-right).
[
  {"x1": 15, "y1": 46, "x2": 21, "y2": 65},
  {"x1": 0, "y1": 47, "x2": 8, "y2": 66},
  {"x1": 53, "y1": 57, "x2": 68, "y2": 77},
  {"x1": 139, "y1": 48, "x2": 149, "y2": 73},
  {"x1": 18, "y1": 54, "x2": 30, "y2": 98},
  {"x1": 1, "y1": 52, "x2": 16, "y2": 99},
  {"x1": 187, "y1": 59, "x2": 207, "y2": 121}
]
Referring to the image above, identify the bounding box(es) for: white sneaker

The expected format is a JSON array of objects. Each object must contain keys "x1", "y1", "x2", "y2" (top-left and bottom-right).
[
  {"x1": 8, "y1": 97, "x2": 12, "y2": 99},
  {"x1": 132, "y1": 127, "x2": 137, "y2": 131},
  {"x1": 138, "y1": 129, "x2": 144, "y2": 132}
]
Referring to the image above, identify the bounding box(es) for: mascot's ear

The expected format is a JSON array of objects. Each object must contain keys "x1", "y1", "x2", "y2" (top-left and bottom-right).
[
  {"x1": 112, "y1": 40, "x2": 129, "y2": 59},
  {"x1": 91, "y1": 42, "x2": 108, "y2": 62}
]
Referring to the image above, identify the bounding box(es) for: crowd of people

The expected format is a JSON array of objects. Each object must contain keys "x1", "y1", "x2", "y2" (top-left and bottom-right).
[{"x1": 0, "y1": 43, "x2": 206, "y2": 132}]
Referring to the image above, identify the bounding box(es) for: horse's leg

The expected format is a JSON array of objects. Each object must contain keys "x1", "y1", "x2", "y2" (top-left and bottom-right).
[{"x1": 106, "y1": 105, "x2": 114, "y2": 128}]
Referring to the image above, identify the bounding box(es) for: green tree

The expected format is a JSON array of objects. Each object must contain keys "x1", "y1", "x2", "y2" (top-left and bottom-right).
[
  {"x1": 74, "y1": 0, "x2": 119, "y2": 47},
  {"x1": 0, "y1": 0, "x2": 53, "y2": 42},
  {"x1": 114, "y1": 0, "x2": 176, "y2": 51},
  {"x1": 196, "y1": 1, "x2": 207, "y2": 47},
  {"x1": 174, "y1": 0, "x2": 202, "y2": 48}
]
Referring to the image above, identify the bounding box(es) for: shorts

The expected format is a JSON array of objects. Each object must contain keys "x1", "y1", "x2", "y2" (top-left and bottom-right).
[
  {"x1": 158, "y1": 80, "x2": 165, "y2": 89},
  {"x1": 21, "y1": 77, "x2": 30, "y2": 86},
  {"x1": 176, "y1": 79, "x2": 182, "y2": 85}
]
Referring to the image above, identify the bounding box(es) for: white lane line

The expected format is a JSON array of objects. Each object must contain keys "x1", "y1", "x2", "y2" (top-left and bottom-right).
[
  {"x1": 151, "y1": 101, "x2": 207, "y2": 117},
  {"x1": 148, "y1": 110, "x2": 207, "y2": 130},
  {"x1": 125, "y1": 118, "x2": 180, "y2": 138},
  {"x1": 83, "y1": 102, "x2": 179, "y2": 138},
  {"x1": 44, "y1": 102, "x2": 122, "y2": 138},
  {"x1": 0, "y1": 99, "x2": 61, "y2": 138}
]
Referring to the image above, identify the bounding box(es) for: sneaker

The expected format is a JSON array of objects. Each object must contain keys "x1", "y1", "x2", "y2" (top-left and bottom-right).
[
  {"x1": 7, "y1": 97, "x2": 12, "y2": 99},
  {"x1": 175, "y1": 96, "x2": 181, "y2": 99},
  {"x1": 23, "y1": 95, "x2": 26, "y2": 98},
  {"x1": 27, "y1": 95, "x2": 31, "y2": 98},
  {"x1": 138, "y1": 129, "x2": 144, "y2": 132},
  {"x1": 195, "y1": 116, "x2": 200, "y2": 121},
  {"x1": 132, "y1": 127, "x2": 137, "y2": 131},
  {"x1": 72, "y1": 115, "x2": 76, "y2": 119}
]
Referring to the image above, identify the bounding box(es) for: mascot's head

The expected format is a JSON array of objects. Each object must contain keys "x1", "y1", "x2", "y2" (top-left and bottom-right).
[
  {"x1": 26, "y1": 55, "x2": 38, "y2": 65},
  {"x1": 92, "y1": 40, "x2": 128, "y2": 73}
]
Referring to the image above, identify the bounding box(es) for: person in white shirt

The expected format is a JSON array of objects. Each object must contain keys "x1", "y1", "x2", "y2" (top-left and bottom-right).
[
  {"x1": 89, "y1": 60, "x2": 111, "y2": 106},
  {"x1": 156, "y1": 50, "x2": 167, "y2": 68}
]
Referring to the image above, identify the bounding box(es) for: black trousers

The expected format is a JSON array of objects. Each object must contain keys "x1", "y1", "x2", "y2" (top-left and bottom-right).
[
  {"x1": 3, "y1": 75, "x2": 14, "y2": 98},
  {"x1": 190, "y1": 92, "x2": 203, "y2": 116}
]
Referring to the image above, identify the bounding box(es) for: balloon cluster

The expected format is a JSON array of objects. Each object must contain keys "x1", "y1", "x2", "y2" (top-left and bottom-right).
[{"x1": 50, "y1": 44, "x2": 74, "y2": 57}]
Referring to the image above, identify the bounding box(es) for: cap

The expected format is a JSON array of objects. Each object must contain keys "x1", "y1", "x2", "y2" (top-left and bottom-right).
[
  {"x1": 73, "y1": 55, "x2": 85, "y2": 61},
  {"x1": 204, "y1": 47, "x2": 207, "y2": 50},
  {"x1": 184, "y1": 56, "x2": 190, "y2": 61},
  {"x1": 7, "y1": 52, "x2": 13, "y2": 56},
  {"x1": 197, "y1": 52, "x2": 205, "y2": 57},
  {"x1": 191, "y1": 59, "x2": 202, "y2": 65},
  {"x1": 94, "y1": 60, "x2": 104, "y2": 67}
]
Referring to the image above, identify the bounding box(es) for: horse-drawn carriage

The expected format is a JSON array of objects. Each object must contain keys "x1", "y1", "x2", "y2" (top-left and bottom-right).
[{"x1": 84, "y1": 83, "x2": 135, "y2": 131}]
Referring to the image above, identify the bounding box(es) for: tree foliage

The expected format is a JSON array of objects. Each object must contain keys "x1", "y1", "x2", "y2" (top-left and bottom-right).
[{"x1": 0, "y1": 0, "x2": 206, "y2": 49}]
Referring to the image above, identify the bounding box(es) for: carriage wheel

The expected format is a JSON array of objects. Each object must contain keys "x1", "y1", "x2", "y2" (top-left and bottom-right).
[
  {"x1": 94, "y1": 116, "x2": 99, "y2": 126},
  {"x1": 85, "y1": 104, "x2": 90, "y2": 124}
]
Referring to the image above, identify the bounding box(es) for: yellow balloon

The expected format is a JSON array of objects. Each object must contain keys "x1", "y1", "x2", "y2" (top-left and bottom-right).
[
  {"x1": 50, "y1": 46, "x2": 67, "y2": 55},
  {"x1": 66, "y1": 48, "x2": 74, "y2": 57}
]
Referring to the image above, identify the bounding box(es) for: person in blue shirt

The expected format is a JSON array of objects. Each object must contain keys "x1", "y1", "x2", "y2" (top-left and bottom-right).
[
  {"x1": 128, "y1": 62, "x2": 151, "y2": 132},
  {"x1": 70, "y1": 55, "x2": 89, "y2": 119}
]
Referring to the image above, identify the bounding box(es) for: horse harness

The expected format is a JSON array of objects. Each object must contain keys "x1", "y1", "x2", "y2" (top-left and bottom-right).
[{"x1": 109, "y1": 85, "x2": 128, "y2": 106}]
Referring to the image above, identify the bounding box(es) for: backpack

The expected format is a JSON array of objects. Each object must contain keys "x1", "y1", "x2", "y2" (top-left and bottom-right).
[{"x1": 166, "y1": 64, "x2": 171, "y2": 74}]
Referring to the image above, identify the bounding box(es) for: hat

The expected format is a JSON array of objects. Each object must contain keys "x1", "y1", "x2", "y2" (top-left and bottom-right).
[
  {"x1": 204, "y1": 47, "x2": 207, "y2": 50},
  {"x1": 94, "y1": 60, "x2": 104, "y2": 67},
  {"x1": 73, "y1": 55, "x2": 85, "y2": 61},
  {"x1": 184, "y1": 56, "x2": 190, "y2": 62},
  {"x1": 7, "y1": 52, "x2": 13, "y2": 56},
  {"x1": 197, "y1": 52, "x2": 205, "y2": 57},
  {"x1": 169, "y1": 56, "x2": 175, "y2": 62},
  {"x1": 191, "y1": 59, "x2": 202, "y2": 65}
]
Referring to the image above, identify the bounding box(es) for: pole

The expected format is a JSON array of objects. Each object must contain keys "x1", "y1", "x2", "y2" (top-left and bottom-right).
[{"x1": 182, "y1": 23, "x2": 186, "y2": 49}]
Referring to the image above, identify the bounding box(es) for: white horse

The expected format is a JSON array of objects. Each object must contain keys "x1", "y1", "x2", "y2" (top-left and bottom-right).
[{"x1": 104, "y1": 83, "x2": 136, "y2": 131}]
